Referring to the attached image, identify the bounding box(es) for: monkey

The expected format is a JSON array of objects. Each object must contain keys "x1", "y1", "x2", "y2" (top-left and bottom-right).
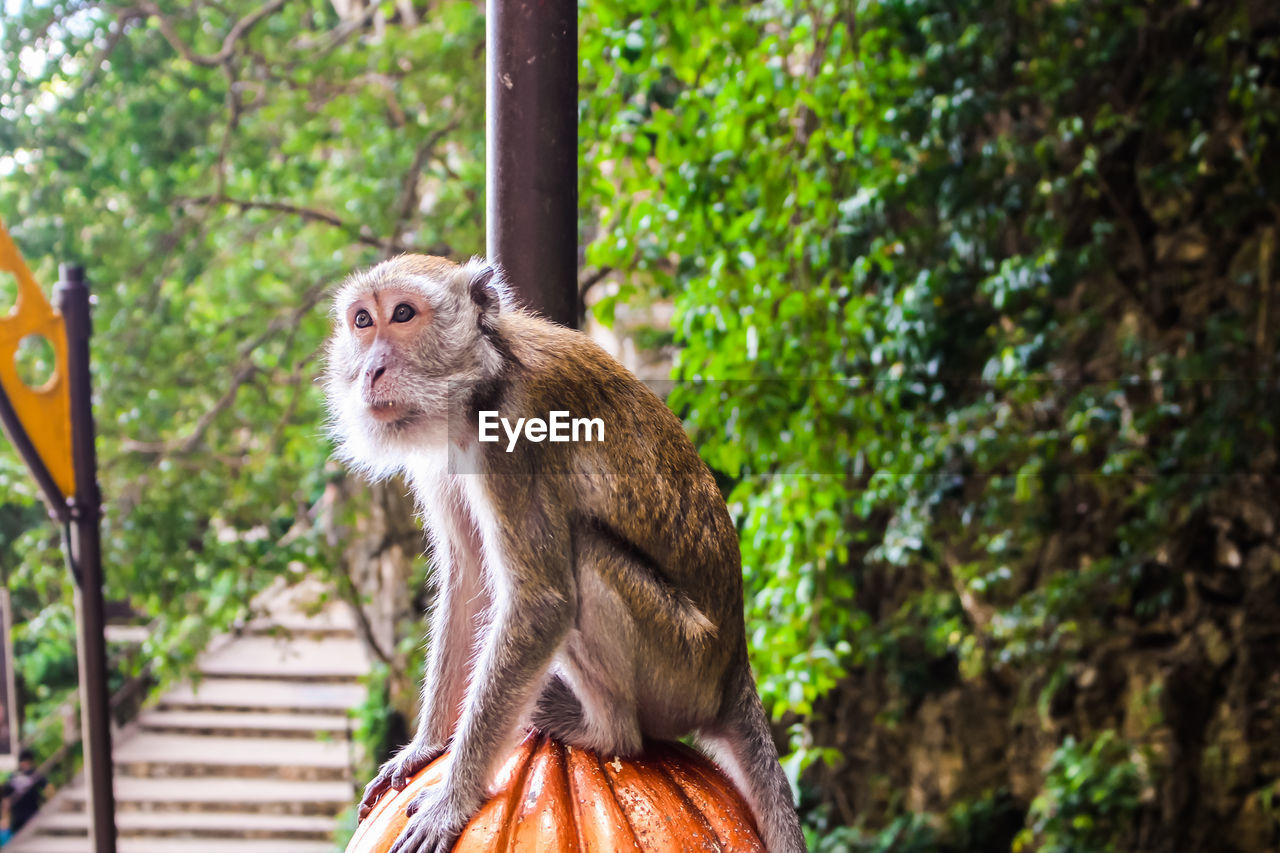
[{"x1": 323, "y1": 254, "x2": 806, "y2": 853}]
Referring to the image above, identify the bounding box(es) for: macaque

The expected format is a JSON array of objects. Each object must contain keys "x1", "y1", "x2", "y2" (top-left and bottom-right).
[{"x1": 323, "y1": 255, "x2": 805, "y2": 853}]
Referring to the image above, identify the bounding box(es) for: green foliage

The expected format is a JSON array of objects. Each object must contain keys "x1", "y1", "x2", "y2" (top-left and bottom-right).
[
  {"x1": 331, "y1": 805, "x2": 359, "y2": 853},
  {"x1": 813, "y1": 791, "x2": 1023, "y2": 853},
  {"x1": 580, "y1": 0, "x2": 1279, "y2": 844},
  {"x1": 330, "y1": 660, "x2": 395, "y2": 852},
  {"x1": 1016, "y1": 732, "x2": 1145, "y2": 853},
  {"x1": 0, "y1": 0, "x2": 1275, "y2": 848},
  {"x1": 350, "y1": 660, "x2": 394, "y2": 783},
  {"x1": 12, "y1": 601, "x2": 77, "y2": 712},
  {"x1": 583, "y1": 0, "x2": 1279, "y2": 688},
  {"x1": 815, "y1": 814, "x2": 940, "y2": 853},
  {"x1": 0, "y1": 0, "x2": 486, "y2": 717}
]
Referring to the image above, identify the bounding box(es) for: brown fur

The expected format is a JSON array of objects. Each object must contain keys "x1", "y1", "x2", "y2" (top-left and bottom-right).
[{"x1": 324, "y1": 256, "x2": 805, "y2": 853}]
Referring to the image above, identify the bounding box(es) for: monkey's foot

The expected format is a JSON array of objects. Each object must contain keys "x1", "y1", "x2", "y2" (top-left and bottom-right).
[
  {"x1": 387, "y1": 788, "x2": 468, "y2": 853},
  {"x1": 358, "y1": 742, "x2": 445, "y2": 822}
]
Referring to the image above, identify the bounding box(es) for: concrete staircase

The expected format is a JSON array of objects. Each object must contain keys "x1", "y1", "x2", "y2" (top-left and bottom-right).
[{"x1": 9, "y1": 580, "x2": 370, "y2": 853}]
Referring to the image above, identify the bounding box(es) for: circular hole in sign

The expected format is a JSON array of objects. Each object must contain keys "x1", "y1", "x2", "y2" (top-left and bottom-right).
[
  {"x1": 15, "y1": 334, "x2": 56, "y2": 389},
  {"x1": 0, "y1": 270, "x2": 16, "y2": 313}
]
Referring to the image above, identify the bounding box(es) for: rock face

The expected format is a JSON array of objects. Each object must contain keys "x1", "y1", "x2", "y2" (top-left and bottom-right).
[
  {"x1": 8, "y1": 579, "x2": 370, "y2": 853},
  {"x1": 804, "y1": 498, "x2": 1280, "y2": 853}
]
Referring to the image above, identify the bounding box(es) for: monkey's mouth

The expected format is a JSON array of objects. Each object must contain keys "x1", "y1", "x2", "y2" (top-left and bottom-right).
[{"x1": 367, "y1": 400, "x2": 415, "y2": 423}]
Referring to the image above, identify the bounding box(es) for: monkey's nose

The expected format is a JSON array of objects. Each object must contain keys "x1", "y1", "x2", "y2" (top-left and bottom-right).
[{"x1": 367, "y1": 364, "x2": 387, "y2": 390}]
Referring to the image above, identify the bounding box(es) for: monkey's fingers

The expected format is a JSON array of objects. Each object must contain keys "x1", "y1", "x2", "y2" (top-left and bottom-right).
[
  {"x1": 356, "y1": 774, "x2": 396, "y2": 822},
  {"x1": 389, "y1": 790, "x2": 464, "y2": 853},
  {"x1": 388, "y1": 745, "x2": 443, "y2": 789},
  {"x1": 386, "y1": 818, "x2": 452, "y2": 853}
]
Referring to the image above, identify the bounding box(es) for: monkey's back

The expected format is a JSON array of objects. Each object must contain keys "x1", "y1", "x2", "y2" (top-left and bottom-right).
[{"x1": 484, "y1": 311, "x2": 746, "y2": 642}]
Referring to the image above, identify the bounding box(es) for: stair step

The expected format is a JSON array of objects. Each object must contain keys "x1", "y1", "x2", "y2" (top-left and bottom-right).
[
  {"x1": 60, "y1": 777, "x2": 354, "y2": 816},
  {"x1": 197, "y1": 636, "x2": 368, "y2": 683},
  {"x1": 7, "y1": 579, "x2": 371, "y2": 850},
  {"x1": 246, "y1": 580, "x2": 359, "y2": 638},
  {"x1": 104, "y1": 625, "x2": 153, "y2": 645},
  {"x1": 35, "y1": 810, "x2": 337, "y2": 841},
  {"x1": 242, "y1": 615, "x2": 359, "y2": 640},
  {"x1": 159, "y1": 679, "x2": 365, "y2": 715},
  {"x1": 114, "y1": 734, "x2": 351, "y2": 782},
  {"x1": 137, "y1": 709, "x2": 351, "y2": 739},
  {"x1": 10, "y1": 837, "x2": 338, "y2": 853}
]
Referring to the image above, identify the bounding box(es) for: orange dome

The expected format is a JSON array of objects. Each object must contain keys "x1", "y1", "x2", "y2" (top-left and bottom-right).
[{"x1": 346, "y1": 730, "x2": 765, "y2": 852}]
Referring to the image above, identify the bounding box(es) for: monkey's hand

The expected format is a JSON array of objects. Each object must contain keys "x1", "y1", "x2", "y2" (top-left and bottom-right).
[
  {"x1": 357, "y1": 740, "x2": 445, "y2": 822},
  {"x1": 387, "y1": 785, "x2": 475, "y2": 853}
]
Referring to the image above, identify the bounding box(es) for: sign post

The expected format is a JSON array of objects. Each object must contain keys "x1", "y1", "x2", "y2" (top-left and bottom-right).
[
  {"x1": 0, "y1": 590, "x2": 18, "y2": 771},
  {"x1": 0, "y1": 222, "x2": 117, "y2": 853},
  {"x1": 486, "y1": 0, "x2": 579, "y2": 328},
  {"x1": 57, "y1": 264, "x2": 118, "y2": 853}
]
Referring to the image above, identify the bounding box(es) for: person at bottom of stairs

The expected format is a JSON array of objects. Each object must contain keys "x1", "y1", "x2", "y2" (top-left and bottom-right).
[{"x1": 1, "y1": 750, "x2": 53, "y2": 843}]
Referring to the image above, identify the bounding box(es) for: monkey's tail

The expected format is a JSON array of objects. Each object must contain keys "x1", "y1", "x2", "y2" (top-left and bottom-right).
[{"x1": 700, "y1": 660, "x2": 807, "y2": 853}]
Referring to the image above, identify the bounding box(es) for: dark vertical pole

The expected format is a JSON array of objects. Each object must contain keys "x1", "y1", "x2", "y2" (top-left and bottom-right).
[
  {"x1": 0, "y1": 394, "x2": 69, "y2": 525},
  {"x1": 486, "y1": 0, "x2": 578, "y2": 328},
  {"x1": 55, "y1": 264, "x2": 117, "y2": 853}
]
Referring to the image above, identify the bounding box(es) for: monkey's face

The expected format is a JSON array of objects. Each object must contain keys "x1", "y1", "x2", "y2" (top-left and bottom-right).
[
  {"x1": 323, "y1": 255, "x2": 507, "y2": 478},
  {"x1": 340, "y1": 283, "x2": 436, "y2": 425}
]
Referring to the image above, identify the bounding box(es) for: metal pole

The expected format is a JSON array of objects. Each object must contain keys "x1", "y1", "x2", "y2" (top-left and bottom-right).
[
  {"x1": 54, "y1": 264, "x2": 117, "y2": 853},
  {"x1": 486, "y1": 0, "x2": 579, "y2": 328}
]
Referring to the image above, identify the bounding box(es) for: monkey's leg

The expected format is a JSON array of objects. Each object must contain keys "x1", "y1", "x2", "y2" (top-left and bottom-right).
[
  {"x1": 529, "y1": 563, "x2": 646, "y2": 755},
  {"x1": 567, "y1": 523, "x2": 731, "y2": 746},
  {"x1": 698, "y1": 661, "x2": 807, "y2": 853}
]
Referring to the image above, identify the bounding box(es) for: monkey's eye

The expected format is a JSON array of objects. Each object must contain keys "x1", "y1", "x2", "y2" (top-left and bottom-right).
[
  {"x1": 391, "y1": 303, "x2": 416, "y2": 323},
  {"x1": 353, "y1": 309, "x2": 373, "y2": 329}
]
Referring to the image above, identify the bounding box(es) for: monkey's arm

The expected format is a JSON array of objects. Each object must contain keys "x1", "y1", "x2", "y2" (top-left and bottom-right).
[
  {"x1": 390, "y1": 488, "x2": 573, "y2": 853},
  {"x1": 357, "y1": 528, "x2": 484, "y2": 820}
]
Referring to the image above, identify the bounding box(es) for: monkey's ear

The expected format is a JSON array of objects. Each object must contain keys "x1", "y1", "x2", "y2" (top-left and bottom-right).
[{"x1": 464, "y1": 259, "x2": 507, "y2": 332}]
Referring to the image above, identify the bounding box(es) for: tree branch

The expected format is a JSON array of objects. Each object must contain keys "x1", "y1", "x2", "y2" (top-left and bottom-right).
[
  {"x1": 578, "y1": 266, "x2": 613, "y2": 305},
  {"x1": 72, "y1": 7, "x2": 143, "y2": 98},
  {"x1": 122, "y1": 362, "x2": 258, "y2": 456},
  {"x1": 385, "y1": 118, "x2": 464, "y2": 257},
  {"x1": 26, "y1": 0, "x2": 102, "y2": 48},
  {"x1": 123, "y1": 273, "x2": 332, "y2": 460},
  {"x1": 138, "y1": 0, "x2": 286, "y2": 67},
  {"x1": 291, "y1": 0, "x2": 381, "y2": 60},
  {"x1": 179, "y1": 194, "x2": 449, "y2": 256},
  {"x1": 334, "y1": 553, "x2": 392, "y2": 665}
]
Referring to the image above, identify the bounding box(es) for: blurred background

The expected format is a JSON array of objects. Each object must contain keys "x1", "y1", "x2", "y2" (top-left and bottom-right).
[{"x1": 1, "y1": 0, "x2": 1279, "y2": 850}]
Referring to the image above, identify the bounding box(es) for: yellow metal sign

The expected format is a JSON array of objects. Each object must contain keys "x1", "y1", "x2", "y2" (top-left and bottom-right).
[{"x1": 0, "y1": 218, "x2": 74, "y2": 499}]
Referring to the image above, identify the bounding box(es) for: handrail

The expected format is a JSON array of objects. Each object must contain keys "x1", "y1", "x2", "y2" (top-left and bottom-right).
[
  {"x1": 20, "y1": 624, "x2": 157, "y2": 786},
  {"x1": 19, "y1": 606, "x2": 252, "y2": 785}
]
